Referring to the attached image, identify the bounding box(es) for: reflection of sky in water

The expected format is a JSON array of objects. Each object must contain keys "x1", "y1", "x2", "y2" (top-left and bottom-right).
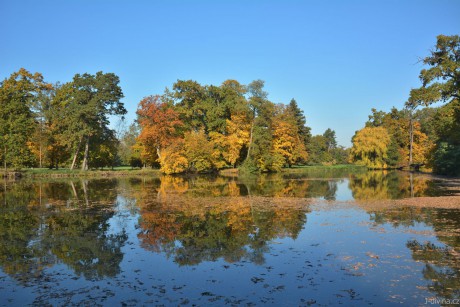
[
  {"x1": 103, "y1": 200, "x2": 454, "y2": 305},
  {"x1": 0, "y1": 176, "x2": 459, "y2": 305},
  {"x1": 22, "y1": 197, "x2": 436, "y2": 305},
  {"x1": 333, "y1": 179, "x2": 354, "y2": 201}
]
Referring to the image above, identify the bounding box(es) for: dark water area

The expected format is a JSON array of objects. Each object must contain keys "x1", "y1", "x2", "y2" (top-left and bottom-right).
[{"x1": 0, "y1": 171, "x2": 459, "y2": 306}]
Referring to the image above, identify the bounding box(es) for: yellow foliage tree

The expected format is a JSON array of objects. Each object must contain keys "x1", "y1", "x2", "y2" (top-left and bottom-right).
[
  {"x1": 158, "y1": 139, "x2": 188, "y2": 174},
  {"x1": 349, "y1": 126, "x2": 391, "y2": 168},
  {"x1": 184, "y1": 130, "x2": 215, "y2": 172},
  {"x1": 210, "y1": 113, "x2": 251, "y2": 168},
  {"x1": 411, "y1": 122, "x2": 435, "y2": 165},
  {"x1": 271, "y1": 105, "x2": 308, "y2": 167}
]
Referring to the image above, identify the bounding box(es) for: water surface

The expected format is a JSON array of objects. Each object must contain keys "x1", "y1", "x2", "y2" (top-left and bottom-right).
[{"x1": 0, "y1": 171, "x2": 459, "y2": 305}]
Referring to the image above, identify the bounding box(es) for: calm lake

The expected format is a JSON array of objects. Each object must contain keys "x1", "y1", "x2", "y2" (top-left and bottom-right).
[{"x1": 0, "y1": 170, "x2": 459, "y2": 306}]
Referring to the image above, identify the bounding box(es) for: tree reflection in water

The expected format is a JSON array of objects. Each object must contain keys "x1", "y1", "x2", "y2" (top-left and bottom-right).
[
  {"x1": 369, "y1": 207, "x2": 460, "y2": 300},
  {"x1": 0, "y1": 179, "x2": 127, "y2": 283},
  {"x1": 349, "y1": 171, "x2": 451, "y2": 200},
  {"x1": 133, "y1": 175, "x2": 311, "y2": 265},
  {"x1": 0, "y1": 172, "x2": 460, "y2": 304}
]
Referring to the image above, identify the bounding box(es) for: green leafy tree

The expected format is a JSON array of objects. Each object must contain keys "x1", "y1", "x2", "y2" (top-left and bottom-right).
[
  {"x1": 247, "y1": 96, "x2": 284, "y2": 172},
  {"x1": 287, "y1": 98, "x2": 311, "y2": 149},
  {"x1": 408, "y1": 35, "x2": 459, "y2": 107},
  {"x1": 52, "y1": 72, "x2": 126, "y2": 170},
  {"x1": 171, "y1": 80, "x2": 207, "y2": 132},
  {"x1": 28, "y1": 83, "x2": 56, "y2": 168},
  {"x1": 406, "y1": 35, "x2": 460, "y2": 175},
  {"x1": 323, "y1": 128, "x2": 337, "y2": 152},
  {"x1": 331, "y1": 146, "x2": 350, "y2": 165},
  {"x1": 89, "y1": 127, "x2": 118, "y2": 169},
  {"x1": 308, "y1": 135, "x2": 332, "y2": 164},
  {"x1": 0, "y1": 68, "x2": 52, "y2": 170},
  {"x1": 245, "y1": 79, "x2": 268, "y2": 162},
  {"x1": 117, "y1": 123, "x2": 140, "y2": 166}
]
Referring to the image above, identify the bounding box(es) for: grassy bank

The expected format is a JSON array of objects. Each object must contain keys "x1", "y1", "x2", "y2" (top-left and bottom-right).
[
  {"x1": 3, "y1": 167, "x2": 161, "y2": 179},
  {"x1": 286, "y1": 164, "x2": 367, "y2": 171},
  {"x1": 281, "y1": 164, "x2": 368, "y2": 178},
  {"x1": 221, "y1": 164, "x2": 368, "y2": 177},
  {"x1": 4, "y1": 164, "x2": 367, "y2": 179}
]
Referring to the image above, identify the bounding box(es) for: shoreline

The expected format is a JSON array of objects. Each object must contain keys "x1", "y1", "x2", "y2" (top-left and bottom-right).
[
  {"x1": 1, "y1": 168, "x2": 162, "y2": 179},
  {"x1": 0, "y1": 164, "x2": 381, "y2": 179}
]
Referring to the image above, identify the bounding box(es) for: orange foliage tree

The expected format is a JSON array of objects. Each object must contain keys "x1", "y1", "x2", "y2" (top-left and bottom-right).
[{"x1": 136, "y1": 95, "x2": 183, "y2": 164}]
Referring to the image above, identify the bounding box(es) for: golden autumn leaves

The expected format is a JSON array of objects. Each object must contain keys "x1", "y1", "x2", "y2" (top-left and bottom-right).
[{"x1": 134, "y1": 81, "x2": 309, "y2": 174}]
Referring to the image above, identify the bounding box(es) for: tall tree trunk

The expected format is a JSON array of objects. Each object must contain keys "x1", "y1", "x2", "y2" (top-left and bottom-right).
[
  {"x1": 409, "y1": 112, "x2": 414, "y2": 167},
  {"x1": 70, "y1": 136, "x2": 83, "y2": 170},
  {"x1": 156, "y1": 146, "x2": 161, "y2": 160},
  {"x1": 70, "y1": 181, "x2": 78, "y2": 199},
  {"x1": 81, "y1": 136, "x2": 90, "y2": 171},
  {"x1": 246, "y1": 120, "x2": 255, "y2": 161},
  {"x1": 3, "y1": 144, "x2": 6, "y2": 173},
  {"x1": 410, "y1": 172, "x2": 414, "y2": 198},
  {"x1": 3, "y1": 177, "x2": 6, "y2": 205},
  {"x1": 39, "y1": 143, "x2": 42, "y2": 168},
  {"x1": 81, "y1": 179, "x2": 89, "y2": 207}
]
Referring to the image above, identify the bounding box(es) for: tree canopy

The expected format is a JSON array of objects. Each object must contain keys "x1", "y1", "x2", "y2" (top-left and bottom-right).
[
  {"x1": 350, "y1": 35, "x2": 459, "y2": 174},
  {"x1": 135, "y1": 79, "x2": 315, "y2": 173},
  {"x1": 3, "y1": 35, "x2": 458, "y2": 176}
]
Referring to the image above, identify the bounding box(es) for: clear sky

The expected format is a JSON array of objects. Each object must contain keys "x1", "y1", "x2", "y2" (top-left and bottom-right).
[{"x1": 1, "y1": 0, "x2": 459, "y2": 146}]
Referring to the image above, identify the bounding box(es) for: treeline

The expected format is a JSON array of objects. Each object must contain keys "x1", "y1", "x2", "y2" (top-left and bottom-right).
[
  {"x1": 350, "y1": 34, "x2": 460, "y2": 176},
  {"x1": 1, "y1": 70, "x2": 344, "y2": 173},
  {"x1": 2, "y1": 34, "x2": 458, "y2": 176},
  {"x1": 0, "y1": 69, "x2": 126, "y2": 170},
  {"x1": 126, "y1": 79, "x2": 348, "y2": 174}
]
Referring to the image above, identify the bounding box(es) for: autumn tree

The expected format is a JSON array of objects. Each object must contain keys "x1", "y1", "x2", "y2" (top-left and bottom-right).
[
  {"x1": 184, "y1": 129, "x2": 215, "y2": 172},
  {"x1": 157, "y1": 140, "x2": 188, "y2": 174},
  {"x1": 210, "y1": 113, "x2": 251, "y2": 168},
  {"x1": 137, "y1": 79, "x2": 312, "y2": 174},
  {"x1": 136, "y1": 95, "x2": 183, "y2": 163},
  {"x1": 365, "y1": 107, "x2": 432, "y2": 168},
  {"x1": 272, "y1": 104, "x2": 308, "y2": 167},
  {"x1": 349, "y1": 126, "x2": 391, "y2": 169}
]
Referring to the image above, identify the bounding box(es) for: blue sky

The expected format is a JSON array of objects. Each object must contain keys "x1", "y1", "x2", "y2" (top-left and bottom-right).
[{"x1": 1, "y1": 0, "x2": 459, "y2": 146}]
